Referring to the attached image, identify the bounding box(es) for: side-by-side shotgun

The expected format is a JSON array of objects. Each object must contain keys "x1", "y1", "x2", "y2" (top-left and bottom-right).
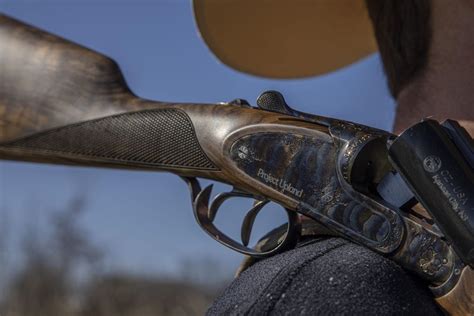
[{"x1": 0, "y1": 15, "x2": 472, "y2": 315}]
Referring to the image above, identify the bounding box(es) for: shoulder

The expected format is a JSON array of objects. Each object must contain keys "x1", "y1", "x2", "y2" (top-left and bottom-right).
[{"x1": 208, "y1": 238, "x2": 443, "y2": 315}]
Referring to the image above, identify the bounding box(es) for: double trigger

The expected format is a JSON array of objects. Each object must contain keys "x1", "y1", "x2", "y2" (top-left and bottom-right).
[{"x1": 181, "y1": 177, "x2": 299, "y2": 258}]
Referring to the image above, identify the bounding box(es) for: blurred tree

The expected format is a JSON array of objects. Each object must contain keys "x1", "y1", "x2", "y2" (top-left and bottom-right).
[
  {"x1": 0, "y1": 196, "x2": 102, "y2": 316},
  {"x1": 0, "y1": 196, "x2": 227, "y2": 316},
  {"x1": 81, "y1": 275, "x2": 218, "y2": 316}
]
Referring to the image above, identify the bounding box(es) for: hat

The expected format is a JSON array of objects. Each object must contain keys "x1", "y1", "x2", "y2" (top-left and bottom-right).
[{"x1": 193, "y1": 0, "x2": 377, "y2": 78}]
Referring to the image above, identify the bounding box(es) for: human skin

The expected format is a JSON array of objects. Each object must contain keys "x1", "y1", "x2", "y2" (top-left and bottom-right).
[{"x1": 394, "y1": 0, "x2": 474, "y2": 136}]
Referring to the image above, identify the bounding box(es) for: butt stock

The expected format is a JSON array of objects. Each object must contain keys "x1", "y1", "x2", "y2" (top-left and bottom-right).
[
  {"x1": 0, "y1": 14, "x2": 323, "y2": 208},
  {"x1": 0, "y1": 14, "x2": 146, "y2": 141}
]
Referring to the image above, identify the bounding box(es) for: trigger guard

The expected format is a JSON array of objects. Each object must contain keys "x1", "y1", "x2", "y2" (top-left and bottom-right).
[{"x1": 185, "y1": 178, "x2": 300, "y2": 258}]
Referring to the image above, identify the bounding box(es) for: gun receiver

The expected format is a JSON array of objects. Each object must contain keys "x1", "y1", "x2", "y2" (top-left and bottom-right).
[{"x1": 0, "y1": 14, "x2": 472, "y2": 315}]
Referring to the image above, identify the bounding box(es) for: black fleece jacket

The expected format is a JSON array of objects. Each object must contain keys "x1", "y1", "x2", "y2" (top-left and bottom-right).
[{"x1": 208, "y1": 237, "x2": 443, "y2": 315}]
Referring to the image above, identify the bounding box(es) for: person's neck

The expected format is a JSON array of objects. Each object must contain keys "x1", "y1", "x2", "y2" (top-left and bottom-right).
[
  {"x1": 395, "y1": 70, "x2": 474, "y2": 136},
  {"x1": 394, "y1": 0, "x2": 474, "y2": 136}
]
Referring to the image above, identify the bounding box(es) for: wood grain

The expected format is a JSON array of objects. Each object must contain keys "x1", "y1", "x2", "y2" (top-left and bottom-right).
[
  {"x1": 436, "y1": 267, "x2": 474, "y2": 316},
  {"x1": 0, "y1": 14, "x2": 313, "y2": 209},
  {"x1": 0, "y1": 14, "x2": 155, "y2": 142}
]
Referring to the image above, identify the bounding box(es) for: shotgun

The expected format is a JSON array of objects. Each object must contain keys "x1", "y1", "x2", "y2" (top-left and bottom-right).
[{"x1": 0, "y1": 15, "x2": 472, "y2": 315}]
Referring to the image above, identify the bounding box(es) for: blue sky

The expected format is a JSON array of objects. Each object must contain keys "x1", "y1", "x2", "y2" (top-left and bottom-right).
[{"x1": 0, "y1": 0, "x2": 395, "y2": 278}]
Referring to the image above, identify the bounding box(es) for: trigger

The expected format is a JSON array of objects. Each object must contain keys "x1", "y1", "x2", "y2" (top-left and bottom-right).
[{"x1": 241, "y1": 200, "x2": 269, "y2": 246}]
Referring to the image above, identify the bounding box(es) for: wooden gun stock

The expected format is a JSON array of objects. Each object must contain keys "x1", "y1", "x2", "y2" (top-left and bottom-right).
[{"x1": 0, "y1": 14, "x2": 312, "y2": 208}]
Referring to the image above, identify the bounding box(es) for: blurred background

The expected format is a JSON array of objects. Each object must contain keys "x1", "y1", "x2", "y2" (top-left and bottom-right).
[{"x1": 0, "y1": 0, "x2": 394, "y2": 315}]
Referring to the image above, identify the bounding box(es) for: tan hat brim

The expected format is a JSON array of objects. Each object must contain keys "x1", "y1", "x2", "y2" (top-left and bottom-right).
[{"x1": 194, "y1": 0, "x2": 377, "y2": 78}]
